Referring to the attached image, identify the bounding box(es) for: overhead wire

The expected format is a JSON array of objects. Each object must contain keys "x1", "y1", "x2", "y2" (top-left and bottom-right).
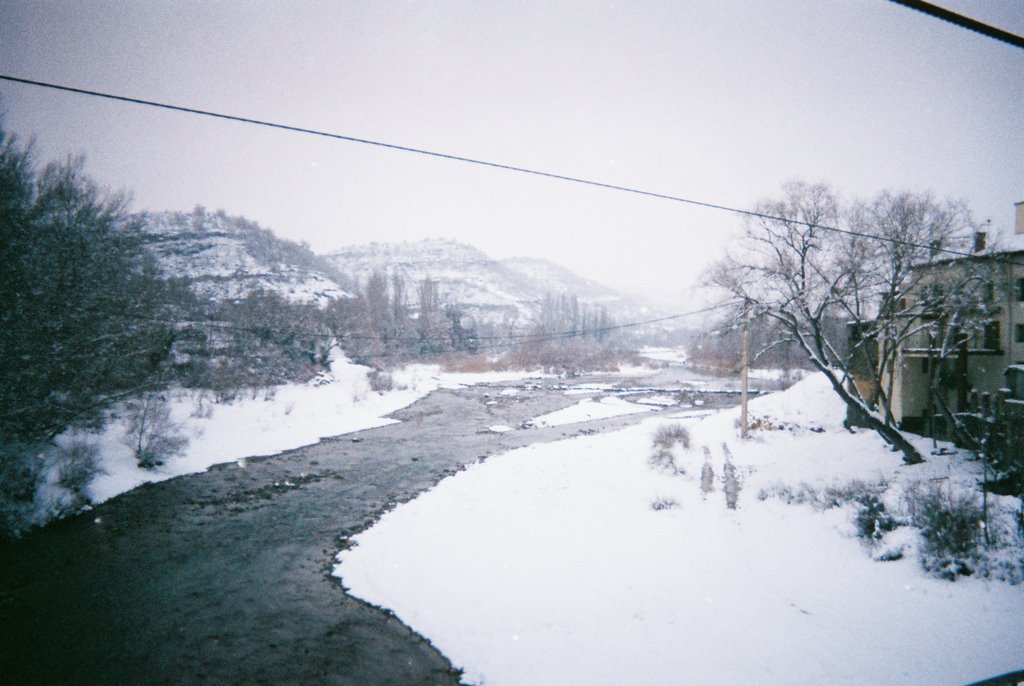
[
  {"x1": 3, "y1": 74, "x2": 1024, "y2": 270},
  {"x1": 86, "y1": 300, "x2": 732, "y2": 351},
  {"x1": 887, "y1": 0, "x2": 1024, "y2": 49}
]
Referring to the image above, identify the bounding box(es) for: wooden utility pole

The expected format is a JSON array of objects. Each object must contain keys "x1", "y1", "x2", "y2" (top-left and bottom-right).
[{"x1": 740, "y1": 306, "x2": 749, "y2": 438}]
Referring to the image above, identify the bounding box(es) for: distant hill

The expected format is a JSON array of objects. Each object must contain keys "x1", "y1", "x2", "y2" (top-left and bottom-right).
[
  {"x1": 324, "y1": 239, "x2": 651, "y2": 327},
  {"x1": 133, "y1": 212, "x2": 656, "y2": 332},
  {"x1": 135, "y1": 208, "x2": 352, "y2": 304}
]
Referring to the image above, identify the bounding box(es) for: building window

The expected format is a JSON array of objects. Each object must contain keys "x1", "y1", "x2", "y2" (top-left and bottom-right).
[
  {"x1": 983, "y1": 281, "x2": 994, "y2": 303},
  {"x1": 1016, "y1": 277, "x2": 1024, "y2": 302},
  {"x1": 984, "y1": 321, "x2": 1001, "y2": 350},
  {"x1": 921, "y1": 357, "x2": 929, "y2": 374},
  {"x1": 1016, "y1": 324, "x2": 1024, "y2": 345}
]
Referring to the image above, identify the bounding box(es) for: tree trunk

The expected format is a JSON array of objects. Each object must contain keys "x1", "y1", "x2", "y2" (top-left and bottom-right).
[
  {"x1": 794, "y1": 324, "x2": 925, "y2": 465},
  {"x1": 817, "y1": 362, "x2": 925, "y2": 465}
]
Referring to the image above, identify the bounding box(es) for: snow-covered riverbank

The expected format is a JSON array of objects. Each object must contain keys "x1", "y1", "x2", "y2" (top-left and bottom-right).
[{"x1": 336, "y1": 373, "x2": 1024, "y2": 686}]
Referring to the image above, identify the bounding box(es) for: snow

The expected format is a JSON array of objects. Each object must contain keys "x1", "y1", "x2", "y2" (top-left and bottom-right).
[
  {"x1": 75, "y1": 355, "x2": 545, "y2": 504},
  {"x1": 640, "y1": 346, "x2": 688, "y2": 364},
  {"x1": 748, "y1": 367, "x2": 807, "y2": 382},
  {"x1": 335, "y1": 373, "x2": 1024, "y2": 686},
  {"x1": 141, "y1": 210, "x2": 352, "y2": 304},
  {"x1": 633, "y1": 394, "x2": 679, "y2": 406},
  {"x1": 525, "y1": 396, "x2": 654, "y2": 428},
  {"x1": 488, "y1": 425, "x2": 514, "y2": 434}
]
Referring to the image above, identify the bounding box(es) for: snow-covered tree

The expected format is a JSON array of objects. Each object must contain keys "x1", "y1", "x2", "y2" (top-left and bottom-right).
[
  {"x1": 0, "y1": 127, "x2": 176, "y2": 444},
  {"x1": 706, "y1": 182, "x2": 979, "y2": 464}
]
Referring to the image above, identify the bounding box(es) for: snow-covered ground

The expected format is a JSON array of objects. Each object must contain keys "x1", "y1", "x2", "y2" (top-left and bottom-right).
[
  {"x1": 639, "y1": 346, "x2": 688, "y2": 364},
  {"x1": 525, "y1": 396, "x2": 654, "y2": 428},
  {"x1": 64, "y1": 356, "x2": 544, "y2": 505},
  {"x1": 335, "y1": 373, "x2": 1024, "y2": 686}
]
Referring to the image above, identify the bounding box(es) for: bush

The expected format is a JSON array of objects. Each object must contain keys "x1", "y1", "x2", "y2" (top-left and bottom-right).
[
  {"x1": 0, "y1": 442, "x2": 45, "y2": 539},
  {"x1": 758, "y1": 479, "x2": 890, "y2": 512},
  {"x1": 368, "y1": 370, "x2": 394, "y2": 393},
  {"x1": 854, "y1": 493, "x2": 897, "y2": 542},
  {"x1": 55, "y1": 438, "x2": 103, "y2": 505},
  {"x1": 441, "y1": 353, "x2": 497, "y2": 373},
  {"x1": 912, "y1": 487, "x2": 983, "y2": 579},
  {"x1": 651, "y1": 496, "x2": 679, "y2": 511},
  {"x1": 648, "y1": 424, "x2": 691, "y2": 475},
  {"x1": 653, "y1": 424, "x2": 691, "y2": 450},
  {"x1": 122, "y1": 393, "x2": 189, "y2": 469},
  {"x1": 648, "y1": 448, "x2": 682, "y2": 475},
  {"x1": 0, "y1": 439, "x2": 106, "y2": 539}
]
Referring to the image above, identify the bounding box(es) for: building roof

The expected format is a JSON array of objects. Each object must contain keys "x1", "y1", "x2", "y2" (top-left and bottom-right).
[{"x1": 986, "y1": 227, "x2": 1024, "y2": 255}]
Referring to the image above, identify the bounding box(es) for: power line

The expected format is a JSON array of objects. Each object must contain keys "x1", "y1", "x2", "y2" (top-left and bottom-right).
[
  {"x1": 90, "y1": 300, "x2": 730, "y2": 349},
  {"x1": 888, "y1": 0, "x2": 1024, "y2": 49},
  {"x1": 82, "y1": 300, "x2": 732, "y2": 365},
  {"x1": 2, "y1": 73, "x2": 1021, "y2": 269}
]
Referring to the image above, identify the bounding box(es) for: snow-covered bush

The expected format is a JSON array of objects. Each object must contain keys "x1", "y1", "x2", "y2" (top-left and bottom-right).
[
  {"x1": 122, "y1": 393, "x2": 189, "y2": 469},
  {"x1": 854, "y1": 493, "x2": 898, "y2": 542},
  {"x1": 912, "y1": 487, "x2": 983, "y2": 580},
  {"x1": 0, "y1": 439, "x2": 103, "y2": 539},
  {"x1": 758, "y1": 479, "x2": 889, "y2": 513}
]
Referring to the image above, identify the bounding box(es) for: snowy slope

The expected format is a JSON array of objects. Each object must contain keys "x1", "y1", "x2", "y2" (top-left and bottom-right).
[
  {"x1": 137, "y1": 208, "x2": 352, "y2": 304},
  {"x1": 325, "y1": 239, "x2": 649, "y2": 326},
  {"x1": 336, "y1": 374, "x2": 1024, "y2": 686}
]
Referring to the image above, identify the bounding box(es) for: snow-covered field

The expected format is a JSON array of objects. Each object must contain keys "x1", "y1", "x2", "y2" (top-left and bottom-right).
[
  {"x1": 64, "y1": 356, "x2": 544, "y2": 505},
  {"x1": 335, "y1": 373, "x2": 1024, "y2": 686}
]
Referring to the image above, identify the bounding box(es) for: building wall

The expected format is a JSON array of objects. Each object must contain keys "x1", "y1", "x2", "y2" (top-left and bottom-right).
[{"x1": 890, "y1": 252, "x2": 1024, "y2": 430}]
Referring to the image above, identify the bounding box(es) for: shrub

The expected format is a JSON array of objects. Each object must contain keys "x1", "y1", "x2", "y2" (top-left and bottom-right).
[
  {"x1": 368, "y1": 370, "x2": 394, "y2": 393},
  {"x1": 651, "y1": 496, "x2": 679, "y2": 511},
  {"x1": 854, "y1": 493, "x2": 897, "y2": 542},
  {"x1": 441, "y1": 353, "x2": 496, "y2": 373},
  {"x1": 55, "y1": 438, "x2": 103, "y2": 505},
  {"x1": 648, "y1": 448, "x2": 682, "y2": 475},
  {"x1": 653, "y1": 424, "x2": 691, "y2": 450},
  {"x1": 122, "y1": 393, "x2": 189, "y2": 469},
  {"x1": 912, "y1": 487, "x2": 983, "y2": 579},
  {"x1": 758, "y1": 479, "x2": 890, "y2": 513},
  {"x1": 0, "y1": 442, "x2": 45, "y2": 539}
]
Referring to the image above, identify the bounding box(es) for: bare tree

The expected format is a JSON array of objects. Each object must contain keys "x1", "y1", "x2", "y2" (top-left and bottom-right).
[
  {"x1": 122, "y1": 393, "x2": 188, "y2": 469},
  {"x1": 706, "y1": 182, "x2": 980, "y2": 465},
  {"x1": 841, "y1": 192, "x2": 979, "y2": 430}
]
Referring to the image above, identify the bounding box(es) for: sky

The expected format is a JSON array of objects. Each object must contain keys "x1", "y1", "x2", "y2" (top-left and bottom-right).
[{"x1": 1, "y1": 0, "x2": 1022, "y2": 308}]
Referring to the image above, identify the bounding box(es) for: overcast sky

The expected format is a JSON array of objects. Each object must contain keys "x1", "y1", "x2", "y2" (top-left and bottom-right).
[{"x1": 1, "y1": 0, "x2": 1022, "y2": 307}]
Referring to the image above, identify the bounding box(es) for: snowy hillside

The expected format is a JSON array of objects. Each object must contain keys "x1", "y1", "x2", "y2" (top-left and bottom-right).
[
  {"x1": 500, "y1": 256, "x2": 622, "y2": 306},
  {"x1": 325, "y1": 239, "x2": 648, "y2": 327},
  {"x1": 137, "y1": 208, "x2": 352, "y2": 304}
]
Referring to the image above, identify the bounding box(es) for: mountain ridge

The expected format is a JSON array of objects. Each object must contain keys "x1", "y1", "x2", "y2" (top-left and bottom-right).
[
  {"x1": 134, "y1": 211, "x2": 653, "y2": 329},
  {"x1": 324, "y1": 238, "x2": 651, "y2": 327}
]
